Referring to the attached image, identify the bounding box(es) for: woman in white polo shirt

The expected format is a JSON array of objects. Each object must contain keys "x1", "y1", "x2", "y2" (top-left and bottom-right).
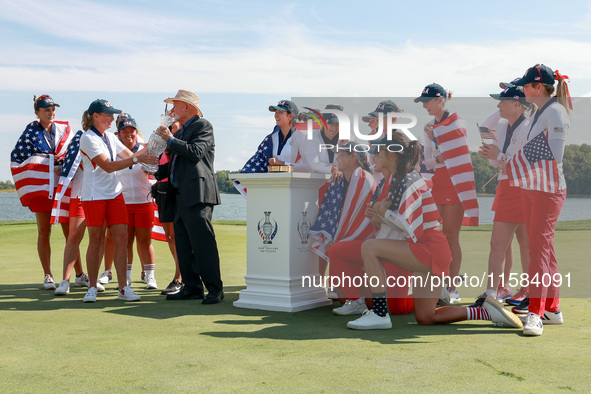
[
  {"x1": 496, "y1": 64, "x2": 571, "y2": 336},
  {"x1": 115, "y1": 115, "x2": 158, "y2": 289},
  {"x1": 476, "y1": 86, "x2": 531, "y2": 308},
  {"x1": 78, "y1": 99, "x2": 157, "y2": 303}
]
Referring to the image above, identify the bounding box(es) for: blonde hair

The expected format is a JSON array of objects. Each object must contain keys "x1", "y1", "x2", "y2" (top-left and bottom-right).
[
  {"x1": 532, "y1": 80, "x2": 571, "y2": 115},
  {"x1": 81, "y1": 110, "x2": 94, "y2": 131},
  {"x1": 520, "y1": 101, "x2": 534, "y2": 116},
  {"x1": 556, "y1": 79, "x2": 571, "y2": 114}
]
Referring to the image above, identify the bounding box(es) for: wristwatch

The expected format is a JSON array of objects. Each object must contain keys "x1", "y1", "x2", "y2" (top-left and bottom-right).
[{"x1": 132, "y1": 156, "x2": 139, "y2": 164}]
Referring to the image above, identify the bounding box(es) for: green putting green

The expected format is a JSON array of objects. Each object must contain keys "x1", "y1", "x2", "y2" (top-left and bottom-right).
[{"x1": 0, "y1": 222, "x2": 589, "y2": 391}]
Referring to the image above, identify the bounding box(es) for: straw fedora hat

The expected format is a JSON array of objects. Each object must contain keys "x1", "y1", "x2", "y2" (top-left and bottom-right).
[{"x1": 164, "y1": 89, "x2": 203, "y2": 116}]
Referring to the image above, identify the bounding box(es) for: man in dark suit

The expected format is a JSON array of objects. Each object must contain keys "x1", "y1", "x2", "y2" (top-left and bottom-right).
[{"x1": 155, "y1": 90, "x2": 223, "y2": 304}]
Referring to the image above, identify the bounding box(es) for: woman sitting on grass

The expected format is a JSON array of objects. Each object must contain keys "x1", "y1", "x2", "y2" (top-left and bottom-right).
[{"x1": 346, "y1": 132, "x2": 523, "y2": 330}]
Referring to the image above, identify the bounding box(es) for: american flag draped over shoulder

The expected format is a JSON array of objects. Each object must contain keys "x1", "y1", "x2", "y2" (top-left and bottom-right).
[
  {"x1": 50, "y1": 130, "x2": 83, "y2": 224},
  {"x1": 433, "y1": 113, "x2": 479, "y2": 226},
  {"x1": 384, "y1": 171, "x2": 440, "y2": 243},
  {"x1": 239, "y1": 126, "x2": 277, "y2": 174},
  {"x1": 507, "y1": 131, "x2": 559, "y2": 193},
  {"x1": 233, "y1": 127, "x2": 277, "y2": 197},
  {"x1": 309, "y1": 167, "x2": 376, "y2": 261},
  {"x1": 11, "y1": 121, "x2": 72, "y2": 209}
]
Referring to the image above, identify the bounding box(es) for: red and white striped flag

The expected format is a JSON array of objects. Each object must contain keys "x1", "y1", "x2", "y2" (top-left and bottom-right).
[
  {"x1": 433, "y1": 113, "x2": 479, "y2": 226},
  {"x1": 507, "y1": 131, "x2": 559, "y2": 193},
  {"x1": 51, "y1": 130, "x2": 84, "y2": 224},
  {"x1": 478, "y1": 125, "x2": 499, "y2": 142},
  {"x1": 309, "y1": 167, "x2": 376, "y2": 260},
  {"x1": 148, "y1": 178, "x2": 168, "y2": 242},
  {"x1": 384, "y1": 171, "x2": 440, "y2": 242},
  {"x1": 152, "y1": 206, "x2": 167, "y2": 242},
  {"x1": 11, "y1": 121, "x2": 73, "y2": 221}
]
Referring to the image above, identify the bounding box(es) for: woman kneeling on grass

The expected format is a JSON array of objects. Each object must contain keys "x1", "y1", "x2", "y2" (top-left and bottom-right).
[{"x1": 346, "y1": 132, "x2": 523, "y2": 330}]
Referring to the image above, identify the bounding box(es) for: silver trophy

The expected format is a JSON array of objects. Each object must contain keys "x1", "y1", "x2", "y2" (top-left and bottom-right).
[{"x1": 140, "y1": 113, "x2": 177, "y2": 173}]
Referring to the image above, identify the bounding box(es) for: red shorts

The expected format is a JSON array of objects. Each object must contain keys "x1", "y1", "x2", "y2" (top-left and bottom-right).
[
  {"x1": 69, "y1": 198, "x2": 85, "y2": 218},
  {"x1": 82, "y1": 194, "x2": 128, "y2": 227},
  {"x1": 431, "y1": 166, "x2": 459, "y2": 205},
  {"x1": 28, "y1": 196, "x2": 54, "y2": 213},
  {"x1": 492, "y1": 179, "x2": 524, "y2": 223},
  {"x1": 407, "y1": 227, "x2": 451, "y2": 277},
  {"x1": 126, "y1": 203, "x2": 155, "y2": 228}
]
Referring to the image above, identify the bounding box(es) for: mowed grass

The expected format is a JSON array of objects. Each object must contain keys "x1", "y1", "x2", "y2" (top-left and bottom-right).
[{"x1": 0, "y1": 222, "x2": 590, "y2": 392}]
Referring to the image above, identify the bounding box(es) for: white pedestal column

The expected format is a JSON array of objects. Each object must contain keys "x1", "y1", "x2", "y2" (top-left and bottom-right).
[{"x1": 230, "y1": 172, "x2": 332, "y2": 312}]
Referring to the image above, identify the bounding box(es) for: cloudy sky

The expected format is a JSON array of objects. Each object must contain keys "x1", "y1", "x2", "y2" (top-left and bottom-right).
[{"x1": 2, "y1": 0, "x2": 591, "y2": 181}]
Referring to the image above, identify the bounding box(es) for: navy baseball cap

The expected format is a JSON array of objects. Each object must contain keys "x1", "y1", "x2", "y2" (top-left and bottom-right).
[
  {"x1": 369, "y1": 100, "x2": 400, "y2": 116},
  {"x1": 510, "y1": 64, "x2": 555, "y2": 86},
  {"x1": 34, "y1": 95, "x2": 60, "y2": 110},
  {"x1": 88, "y1": 99, "x2": 122, "y2": 116},
  {"x1": 332, "y1": 141, "x2": 368, "y2": 164},
  {"x1": 117, "y1": 117, "x2": 138, "y2": 132},
  {"x1": 414, "y1": 83, "x2": 447, "y2": 103},
  {"x1": 269, "y1": 100, "x2": 298, "y2": 117},
  {"x1": 368, "y1": 135, "x2": 404, "y2": 154},
  {"x1": 361, "y1": 113, "x2": 376, "y2": 122},
  {"x1": 499, "y1": 77, "x2": 522, "y2": 90},
  {"x1": 116, "y1": 112, "x2": 130, "y2": 126},
  {"x1": 322, "y1": 104, "x2": 344, "y2": 125},
  {"x1": 490, "y1": 87, "x2": 527, "y2": 103}
]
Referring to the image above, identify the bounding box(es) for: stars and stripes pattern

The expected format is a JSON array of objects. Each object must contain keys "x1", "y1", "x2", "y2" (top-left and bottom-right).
[
  {"x1": 384, "y1": 171, "x2": 440, "y2": 243},
  {"x1": 507, "y1": 131, "x2": 559, "y2": 193},
  {"x1": 370, "y1": 175, "x2": 389, "y2": 204},
  {"x1": 309, "y1": 167, "x2": 376, "y2": 260},
  {"x1": 479, "y1": 126, "x2": 499, "y2": 142},
  {"x1": 432, "y1": 113, "x2": 479, "y2": 226},
  {"x1": 51, "y1": 130, "x2": 83, "y2": 224},
  {"x1": 10, "y1": 121, "x2": 73, "y2": 210},
  {"x1": 239, "y1": 127, "x2": 276, "y2": 174},
  {"x1": 234, "y1": 127, "x2": 277, "y2": 197}
]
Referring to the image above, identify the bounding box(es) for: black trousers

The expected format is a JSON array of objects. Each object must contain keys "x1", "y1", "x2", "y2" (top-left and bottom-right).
[{"x1": 173, "y1": 195, "x2": 223, "y2": 294}]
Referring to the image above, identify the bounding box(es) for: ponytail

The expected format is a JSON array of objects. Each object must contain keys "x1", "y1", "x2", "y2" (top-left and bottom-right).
[
  {"x1": 81, "y1": 110, "x2": 94, "y2": 131},
  {"x1": 555, "y1": 78, "x2": 572, "y2": 115},
  {"x1": 390, "y1": 137, "x2": 421, "y2": 192}
]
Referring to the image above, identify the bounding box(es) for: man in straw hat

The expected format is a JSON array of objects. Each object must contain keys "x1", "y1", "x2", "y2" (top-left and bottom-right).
[{"x1": 155, "y1": 89, "x2": 224, "y2": 304}]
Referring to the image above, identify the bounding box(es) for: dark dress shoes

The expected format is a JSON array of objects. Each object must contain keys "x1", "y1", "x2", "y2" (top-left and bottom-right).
[
  {"x1": 166, "y1": 289, "x2": 204, "y2": 300},
  {"x1": 202, "y1": 291, "x2": 224, "y2": 304}
]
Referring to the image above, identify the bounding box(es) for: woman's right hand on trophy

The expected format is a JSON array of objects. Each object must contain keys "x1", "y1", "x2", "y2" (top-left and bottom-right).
[{"x1": 136, "y1": 150, "x2": 159, "y2": 165}]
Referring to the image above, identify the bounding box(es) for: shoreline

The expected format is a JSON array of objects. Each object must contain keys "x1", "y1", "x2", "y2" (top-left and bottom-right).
[{"x1": 1, "y1": 220, "x2": 589, "y2": 231}]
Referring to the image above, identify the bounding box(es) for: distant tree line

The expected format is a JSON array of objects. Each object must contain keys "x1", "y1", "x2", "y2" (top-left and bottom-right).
[
  {"x1": 0, "y1": 180, "x2": 15, "y2": 190},
  {"x1": 5, "y1": 145, "x2": 590, "y2": 196},
  {"x1": 216, "y1": 170, "x2": 240, "y2": 194}
]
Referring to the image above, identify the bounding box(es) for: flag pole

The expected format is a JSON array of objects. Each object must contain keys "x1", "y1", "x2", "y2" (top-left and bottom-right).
[{"x1": 482, "y1": 170, "x2": 501, "y2": 190}]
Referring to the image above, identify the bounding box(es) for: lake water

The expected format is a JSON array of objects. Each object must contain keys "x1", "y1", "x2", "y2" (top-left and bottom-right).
[{"x1": 1, "y1": 192, "x2": 589, "y2": 224}]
